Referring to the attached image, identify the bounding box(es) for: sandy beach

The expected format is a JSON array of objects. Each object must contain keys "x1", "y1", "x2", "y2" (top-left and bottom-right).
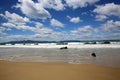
[
  {"x1": 0, "y1": 60, "x2": 120, "y2": 80},
  {"x1": 0, "y1": 45, "x2": 120, "y2": 80}
]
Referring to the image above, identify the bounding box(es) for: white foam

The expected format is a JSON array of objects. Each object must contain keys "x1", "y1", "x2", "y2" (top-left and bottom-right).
[{"x1": 0, "y1": 44, "x2": 120, "y2": 48}]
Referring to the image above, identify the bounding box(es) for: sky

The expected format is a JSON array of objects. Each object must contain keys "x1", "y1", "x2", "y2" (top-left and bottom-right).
[{"x1": 0, "y1": 0, "x2": 120, "y2": 42}]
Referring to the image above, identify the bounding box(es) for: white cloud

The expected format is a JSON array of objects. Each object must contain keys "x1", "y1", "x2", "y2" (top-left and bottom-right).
[
  {"x1": 1, "y1": 22, "x2": 60, "y2": 41},
  {"x1": 105, "y1": 33, "x2": 120, "y2": 40},
  {"x1": 2, "y1": 22, "x2": 35, "y2": 31},
  {"x1": 65, "y1": 0, "x2": 99, "y2": 9},
  {"x1": 35, "y1": 27, "x2": 53, "y2": 34},
  {"x1": 0, "y1": 30, "x2": 69, "y2": 42},
  {"x1": 70, "y1": 25, "x2": 98, "y2": 39},
  {"x1": 35, "y1": 22, "x2": 44, "y2": 29},
  {"x1": 0, "y1": 25, "x2": 106, "y2": 42},
  {"x1": 0, "y1": 11, "x2": 34, "y2": 32},
  {"x1": 0, "y1": 27, "x2": 6, "y2": 35},
  {"x1": 3, "y1": 35, "x2": 33, "y2": 41},
  {"x1": 18, "y1": 25, "x2": 35, "y2": 31},
  {"x1": 0, "y1": 11, "x2": 38, "y2": 32},
  {"x1": 0, "y1": 11, "x2": 52, "y2": 34},
  {"x1": 50, "y1": 18, "x2": 64, "y2": 28},
  {"x1": 70, "y1": 17, "x2": 82, "y2": 23},
  {"x1": 71, "y1": 25, "x2": 97, "y2": 34},
  {"x1": 2, "y1": 23, "x2": 16, "y2": 28},
  {"x1": 2, "y1": 20, "x2": 56, "y2": 37},
  {"x1": 15, "y1": 0, "x2": 51, "y2": 19},
  {"x1": 2, "y1": 22, "x2": 50, "y2": 34},
  {"x1": 102, "y1": 20, "x2": 120, "y2": 32},
  {"x1": 13, "y1": 0, "x2": 101, "y2": 21},
  {"x1": 38, "y1": 0, "x2": 65, "y2": 11},
  {"x1": 81, "y1": 12, "x2": 88, "y2": 15},
  {"x1": 0, "y1": 27, "x2": 5, "y2": 32},
  {"x1": 0, "y1": 11, "x2": 55, "y2": 35},
  {"x1": 66, "y1": 15, "x2": 71, "y2": 19},
  {"x1": 100, "y1": 20, "x2": 120, "y2": 40},
  {"x1": 0, "y1": 11, "x2": 29, "y2": 24},
  {"x1": 95, "y1": 15, "x2": 108, "y2": 21},
  {"x1": 94, "y1": 3, "x2": 120, "y2": 17}
]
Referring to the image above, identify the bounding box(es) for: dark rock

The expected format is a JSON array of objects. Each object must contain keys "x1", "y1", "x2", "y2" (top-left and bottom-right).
[
  {"x1": 60, "y1": 46, "x2": 68, "y2": 49},
  {"x1": 91, "y1": 52, "x2": 96, "y2": 57}
]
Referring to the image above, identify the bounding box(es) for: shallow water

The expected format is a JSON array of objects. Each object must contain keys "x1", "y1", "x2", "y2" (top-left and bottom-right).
[{"x1": 0, "y1": 47, "x2": 120, "y2": 67}]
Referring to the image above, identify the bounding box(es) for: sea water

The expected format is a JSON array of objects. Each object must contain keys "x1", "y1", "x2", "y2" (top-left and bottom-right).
[{"x1": 0, "y1": 47, "x2": 120, "y2": 67}]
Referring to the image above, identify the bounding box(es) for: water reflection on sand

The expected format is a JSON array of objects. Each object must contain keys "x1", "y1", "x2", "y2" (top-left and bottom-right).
[{"x1": 0, "y1": 47, "x2": 120, "y2": 67}]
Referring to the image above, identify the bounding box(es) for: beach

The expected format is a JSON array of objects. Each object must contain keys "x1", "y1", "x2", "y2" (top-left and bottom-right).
[
  {"x1": 0, "y1": 44, "x2": 120, "y2": 67},
  {"x1": 0, "y1": 44, "x2": 120, "y2": 80},
  {"x1": 0, "y1": 0, "x2": 120, "y2": 79},
  {"x1": 0, "y1": 60, "x2": 120, "y2": 80}
]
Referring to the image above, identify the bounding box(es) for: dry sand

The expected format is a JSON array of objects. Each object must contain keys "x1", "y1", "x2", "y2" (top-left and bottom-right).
[{"x1": 0, "y1": 60, "x2": 120, "y2": 80}]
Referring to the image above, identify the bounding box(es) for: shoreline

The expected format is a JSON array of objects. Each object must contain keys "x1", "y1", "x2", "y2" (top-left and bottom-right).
[
  {"x1": 0, "y1": 44, "x2": 120, "y2": 48},
  {"x1": 0, "y1": 60, "x2": 120, "y2": 80},
  {"x1": 0, "y1": 47, "x2": 120, "y2": 68}
]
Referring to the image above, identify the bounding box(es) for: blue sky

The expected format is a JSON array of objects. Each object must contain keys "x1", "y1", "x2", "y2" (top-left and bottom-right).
[{"x1": 0, "y1": 0, "x2": 120, "y2": 42}]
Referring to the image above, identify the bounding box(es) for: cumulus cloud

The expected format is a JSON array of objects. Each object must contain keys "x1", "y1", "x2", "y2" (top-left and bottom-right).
[
  {"x1": 0, "y1": 35, "x2": 40, "y2": 42},
  {"x1": 2, "y1": 22, "x2": 34, "y2": 31},
  {"x1": 38, "y1": 0, "x2": 65, "y2": 11},
  {"x1": 1, "y1": 0, "x2": 120, "y2": 42},
  {"x1": 0, "y1": 27, "x2": 5, "y2": 32},
  {"x1": 0, "y1": 11, "x2": 59, "y2": 39},
  {"x1": 65, "y1": 0, "x2": 99, "y2": 9},
  {"x1": 15, "y1": 0, "x2": 51, "y2": 19},
  {"x1": 1, "y1": 18, "x2": 59, "y2": 39},
  {"x1": 13, "y1": 0, "x2": 101, "y2": 20},
  {"x1": 0, "y1": 11, "x2": 38, "y2": 34},
  {"x1": 70, "y1": 25, "x2": 98, "y2": 39},
  {"x1": 1, "y1": 22, "x2": 64, "y2": 41},
  {"x1": 105, "y1": 33, "x2": 120, "y2": 40},
  {"x1": 0, "y1": 10, "x2": 54, "y2": 35},
  {"x1": 2, "y1": 21, "x2": 54, "y2": 35},
  {"x1": 95, "y1": 15, "x2": 108, "y2": 21},
  {"x1": 99, "y1": 20, "x2": 120, "y2": 40},
  {"x1": 94, "y1": 3, "x2": 120, "y2": 17},
  {"x1": 35, "y1": 26, "x2": 53, "y2": 34},
  {"x1": 0, "y1": 27, "x2": 6, "y2": 35},
  {"x1": 102, "y1": 20, "x2": 120, "y2": 32},
  {"x1": 0, "y1": 11, "x2": 35, "y2": 32},
  {"x1": 35, "y1": 22, "x2": 44, "y2": 28},
  {"x1": 0, "y1": 24, "x2": 102, "y2": 42},
  {"x1": 50, "y1": 18, "x2": 64, "y2": 28},
  {"x1": 71, "y1": 25, "x2": 97, "y2": 34},
  {"x1": 0, "y1": 30, "x2": 70, "y2": 42},
  {"x1": 2, "y1": 23, "x2": 16, "y2": 28},
  {"x1": 0, "y1": 11, "x2": 29, "y2": 24},
  {"x1": 70, "y1": 17, "x2": 82, "y2": 23}
]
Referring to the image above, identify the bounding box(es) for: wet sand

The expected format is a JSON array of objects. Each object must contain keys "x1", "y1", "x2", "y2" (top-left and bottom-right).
[
  {"x1": 0, "y1": 47, "x2": 120, "y2": 67},
  {"x1": 0, "y1": 60, "x2": 120, "y2": 80}
]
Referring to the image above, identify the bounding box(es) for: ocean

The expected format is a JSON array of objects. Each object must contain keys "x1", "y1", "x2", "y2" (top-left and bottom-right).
[{"x1": 0, "y1": 47, "x2": 120, "y2": 67}]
